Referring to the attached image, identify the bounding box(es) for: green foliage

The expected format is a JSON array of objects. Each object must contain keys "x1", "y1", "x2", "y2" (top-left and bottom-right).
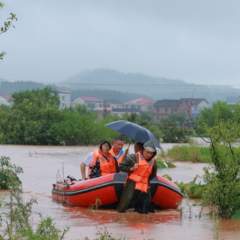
[
  {"x1": 0, "y1": 87, "x2": 63, "y2": 145},
  {"x1": 202, "y1": 110, "x2": 240, "y2": 218},
  {"x1": 155, "y1": 157, "x2": 176, "y2": 168},
  {"x1": 165, "y1": 145, "x2": 212, "y2": 163},
  {"x1": 155, "y1": 157, "x2": 167, "y2": 168},
  {"x1": 0, "y1": 2, "x2": 17, "y2": 62},
  {"x1": 160, "y1": 114, "x2": 186, "y2": 127},
  {"x1": 174, "y1": 175, "x2": 206, "y2": 199},
  {"x1": 231, "y1": 209, "x2": 240, "y2": 220},
  {"x1": 0, "y1": 170, "x2": 68, "y2": 239},
  {"x1": 196, "y1": 101, "x2": 234, "y2": 134},
  {"x1": 159, "y1": 121, "x2": 193, "y2": 143},
  {"x1": 56, "y1": 112, "x2": 101, "y2": 145},
  {"x1": 0, "y1": 156, "x2": 23, "y2": 189},
  {"x1": 121, "y1": 112, "x2": 163, "y2": 144},
  {"x1": 11, "y1": 87, "x2": 60, "y2": 109}
]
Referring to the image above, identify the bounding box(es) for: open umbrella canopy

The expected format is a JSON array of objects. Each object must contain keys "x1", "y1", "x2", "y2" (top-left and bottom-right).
[{"x1": 105, "y1": 120, "x2": 161, "y2": 149}]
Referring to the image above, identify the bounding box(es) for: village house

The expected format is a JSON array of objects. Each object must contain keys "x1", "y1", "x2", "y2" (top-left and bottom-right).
[
  {"x1": 180, "y1": 98, "x2": 210, "y2": 117},
  {"x1": 153, "y1": 99, "x2": 191, "y2": 122},
  {"x1": 94, "y1": 107, "x2": 112, "y2": 118},
  {"x1": 153, "y1": 98, "x2": 209, "y2": 122},
  {"x1": 55, "y1": 89, "x2": 71, "y2": 109},
  {"x1": 226, "y1": 97, "x2": 240, "y2": 109},
  {"x1": 124, "y1": 98, "x2": 154, "y2": 112},
  {"x1": 103, "y1": 99, "x2": 123, "y2": 108},
  {"x1": 0, "y1": 94, "x2": 12, "y2": 106},
  {"x1": 72, "y1": 96, "x2": 103, "y2": 110}
]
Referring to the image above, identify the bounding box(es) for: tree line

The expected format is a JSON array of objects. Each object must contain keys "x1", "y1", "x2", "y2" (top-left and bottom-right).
[{"x1": 0, "y1": 87, "x2": 193, "y2": 145}]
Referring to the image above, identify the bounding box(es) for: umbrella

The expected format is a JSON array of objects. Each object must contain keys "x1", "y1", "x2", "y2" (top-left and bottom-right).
[{"x1": 105, "y1": 120, "x2": 161, "y2": 149}]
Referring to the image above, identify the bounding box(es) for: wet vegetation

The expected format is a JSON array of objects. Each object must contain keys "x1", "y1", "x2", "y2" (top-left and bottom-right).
[
  {"x1": 0, "y1": 87, "x2": 194, "y2": 146},
  {"x1": 162, "y1": 145, "x2": 212, "y2": 163},
  {"x1": 0, "y1": 156, "x2": 68, "y2": 239},
  {"x1": 0, "y1": 156, "x2": 23, "y2": 190},
  {"x1": 162, "y1": 144, "x2": 240, "y2": 164}
]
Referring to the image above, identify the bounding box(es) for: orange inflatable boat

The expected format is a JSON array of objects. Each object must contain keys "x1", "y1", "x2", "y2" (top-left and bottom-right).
[{"x1": 52, "y1": 172, "x2": 182, "y2": 209}]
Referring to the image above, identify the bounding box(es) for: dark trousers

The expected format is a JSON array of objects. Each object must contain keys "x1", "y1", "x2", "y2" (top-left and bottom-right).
[{"x1": 130, "y1": 189, "x2": 150, "y2": 214}]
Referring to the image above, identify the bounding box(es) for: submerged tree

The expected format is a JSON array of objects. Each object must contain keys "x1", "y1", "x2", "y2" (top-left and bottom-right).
[{"x1": 202, "y1": 104, "x2": 240, "y2": 218}]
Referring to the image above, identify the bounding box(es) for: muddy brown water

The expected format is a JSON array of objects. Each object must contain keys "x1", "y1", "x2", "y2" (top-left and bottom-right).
[{"x1": 1, "y1": 144, "x2": 240, "y2": 240}]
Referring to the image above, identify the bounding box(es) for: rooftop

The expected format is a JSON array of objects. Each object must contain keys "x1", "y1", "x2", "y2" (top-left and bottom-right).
[
  {"x1": 0, "y1": 94, "x2": 12, "y2": 100},
  {"x1": 126, "y1": 98, "x2": 154, "y2": 104},
  {"x1": 78, "y1": 96, "x2": 101, "y2": 102}
]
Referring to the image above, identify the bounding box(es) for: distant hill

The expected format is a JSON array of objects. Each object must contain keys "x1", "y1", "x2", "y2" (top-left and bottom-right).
[
  {"x1": 0, "y1": 81, "x2": 58, "y2": 95},
  {"x1": 61, "y1": 68, "x2": 240, "y2": 104},
  {"x1": 1, "y1": 69, "x2": 240, "y2": 105}
]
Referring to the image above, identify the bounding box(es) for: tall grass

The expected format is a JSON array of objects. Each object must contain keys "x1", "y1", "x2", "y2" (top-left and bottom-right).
[
  {"x1": 163, "y1": 145, "x2": 212, "y2": 163},
  {"x1": 163, "y1": 144, "x2": 240, "y2": 163}
]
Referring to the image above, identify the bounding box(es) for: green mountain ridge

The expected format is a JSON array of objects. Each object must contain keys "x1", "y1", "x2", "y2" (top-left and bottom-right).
[{"x1": 62, "y1": 68, "x2": 240, "y2": 104}]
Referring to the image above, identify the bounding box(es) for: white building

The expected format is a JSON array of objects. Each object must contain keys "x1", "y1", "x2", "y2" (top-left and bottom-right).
[
  {"x1": 0, "y1": 94, "x2": 12, "y2": 106},
  {"x1": 55, "y1": 89, "x2": 71, "y2": 109},
  {"x1": 72, "y1": 96, "x2": 102, "y2": 110}
]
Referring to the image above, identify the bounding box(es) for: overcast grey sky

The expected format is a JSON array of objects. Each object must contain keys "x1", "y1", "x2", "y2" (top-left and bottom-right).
[{"x1": 1, "y1": 0, "x2": 240, "y2": 86}]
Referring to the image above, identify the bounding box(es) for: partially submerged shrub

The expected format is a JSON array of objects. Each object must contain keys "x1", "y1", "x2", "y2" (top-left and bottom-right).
[
  {"x1": 165, "y1": 145, "x2": 212, "y2": 163},
  {"x1": 0, "y1": 156, "x2": 23, "y2": 189},
  {"x1": 155, "y1": 156, "x2": 176, "y2": 168},
  {"x1": 0, "y1": 157, "x2": 69, "y2": 239},
  {"x1": 174, "y1": 175, "x2": 206, "y2": 199}
]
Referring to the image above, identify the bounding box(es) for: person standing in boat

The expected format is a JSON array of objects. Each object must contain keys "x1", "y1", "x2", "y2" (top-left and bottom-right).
[
  {"x1": 89, "y1": 140, "x2": 119, "y2": 178},
  {"x1": 80, "y1": 139, "x2": 105, "y2": 180},
  {"x1": 117, "y1": 140, "x2": 157, "y2": 214}
]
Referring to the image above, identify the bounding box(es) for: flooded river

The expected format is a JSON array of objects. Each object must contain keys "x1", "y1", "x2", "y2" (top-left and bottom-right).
[{"x1": 0, "y1": 144, "x2": 240, "y2": 240}]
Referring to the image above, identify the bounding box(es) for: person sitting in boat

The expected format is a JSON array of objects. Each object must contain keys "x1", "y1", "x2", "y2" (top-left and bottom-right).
[
  {"x1": 80, "y1": 139, "x2": 105, "y2": 180},
  {"x1": 89, "y1": 140, "x2": 119, "y2": 178},
  {"x1": 116, "y1": 140, "x2": 157, "y2": 214},
  {"x1": 110, "y1": 137, "x2": 128, "y2": 164}
]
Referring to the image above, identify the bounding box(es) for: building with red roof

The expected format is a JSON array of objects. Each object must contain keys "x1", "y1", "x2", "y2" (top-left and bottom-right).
[
  {"x1": 126, "y1": 98, "x2": 154, "y2": 104},
  {"x1": 0, "y1": 94, "x2": 12, "y2": 106},
  {"x1": 124, "y1": 97, "x2": 154, "y2": 112}
]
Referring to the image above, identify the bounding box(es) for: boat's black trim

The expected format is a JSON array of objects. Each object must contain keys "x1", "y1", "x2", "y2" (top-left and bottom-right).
[{"x1": 52, "y1": 180, "x2": 124, "y2": 196}]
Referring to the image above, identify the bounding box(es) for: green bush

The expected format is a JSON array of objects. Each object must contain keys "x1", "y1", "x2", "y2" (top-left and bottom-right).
[
  {"x1": 0, "y1": 158, "x2": 68, "y2": 239},
  {"x1": 0, "y1": 156, "x2": 23, "y2": 189},
  {"x1": 165, "y1": 145, "x2": 212, "y2": 163}
]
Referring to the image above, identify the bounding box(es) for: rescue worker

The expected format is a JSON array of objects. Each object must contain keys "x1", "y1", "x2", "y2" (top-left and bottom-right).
[
  {"x1": 80, "y1": 139, "x2": 105, "y2": 180},
  {"x1": 89, "y1": 140, "x2": 119, "y2": 178},
  {"x1": 110, "y1": 137, "x2": 128, "y2": 164},
  {"x1": 117, "y1": 140, "x2": 157, "y2": 214},
  {"x1": 134, "y1": 142, "x2": 144, "y2": 153}
]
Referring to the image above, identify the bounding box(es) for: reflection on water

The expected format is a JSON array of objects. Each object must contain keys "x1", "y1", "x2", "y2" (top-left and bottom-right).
[{"x1": 0, "y1": 144, "x2": 240, "y2": 240}]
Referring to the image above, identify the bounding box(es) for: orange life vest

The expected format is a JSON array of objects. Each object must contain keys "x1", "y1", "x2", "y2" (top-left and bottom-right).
[
  {"x1": 128, "y1": 152, "x2": 155, "y2": 193},
  {"x1": 88, "y1": 149, "x2": 102, "y2": 178},
  {"x1": 109, "y1": 148, "x2": 125, "y2": 164},
  {"x1": 99, "y1": 154, "x2": 117, "y2": 176}
]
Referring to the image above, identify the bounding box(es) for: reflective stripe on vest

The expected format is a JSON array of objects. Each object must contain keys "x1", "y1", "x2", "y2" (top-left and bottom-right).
[
  {"x1": 99, "y1": 155, "x2": 117, "y2": 176},
  {"x1": 128, "y1": 152, "x2": 155, "y2": 193}
]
